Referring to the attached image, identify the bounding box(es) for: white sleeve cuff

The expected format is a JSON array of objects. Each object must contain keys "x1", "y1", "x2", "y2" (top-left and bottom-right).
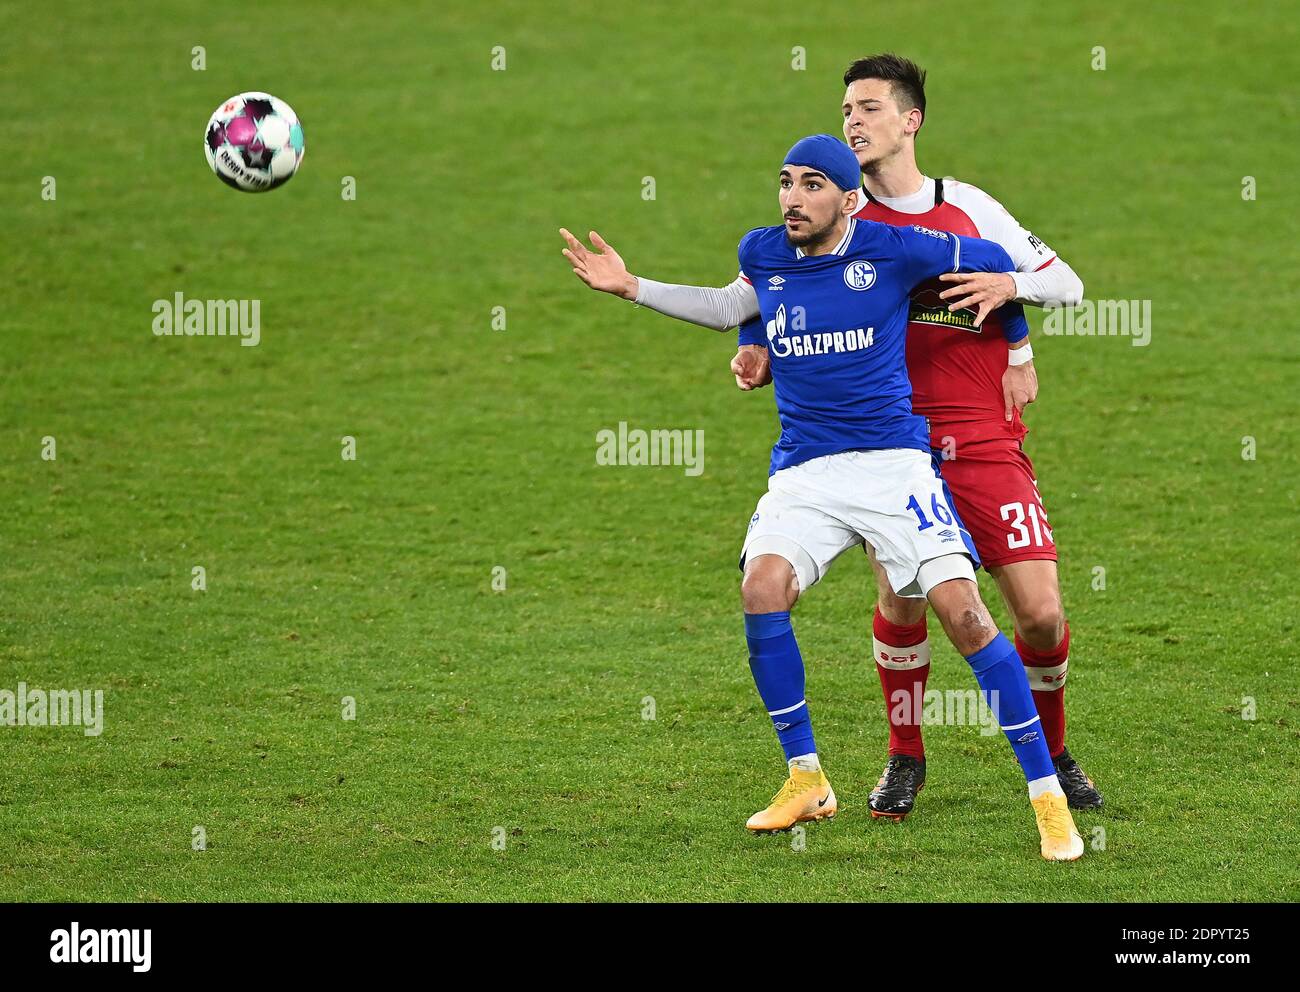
[{"x1": 1012, "y1": 258, "x2": 1084, "y2": 307}]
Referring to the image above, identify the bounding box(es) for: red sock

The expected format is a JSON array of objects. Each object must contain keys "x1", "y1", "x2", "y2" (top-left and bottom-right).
[
  {"x1": 1017, "y1": 622, "x2": 1070, "y2": 758},
  {"x1": 872, "y1": 606, "x2": 930, "y2": 760}
]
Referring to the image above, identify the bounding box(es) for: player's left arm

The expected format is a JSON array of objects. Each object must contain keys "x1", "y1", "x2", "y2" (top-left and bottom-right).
[
  {"x1": 895, "y1": 225, "x2": 1030, "y2": 342},
  {"x1": 899, "y1": 224, "x2": 1035, "y2": 421},
  {"x1": 935, "y1": 259, "x2": 1084, "y2": 316},
  {"x1": 917, "y1": 230, "x2": 1033, "y2": 340},
  {"x1": 935, "y1": 191, "x2": 1084, "y2": 316},
  {"x1": 935, "y1": 189, "x2": 1085, "y2": 420}
]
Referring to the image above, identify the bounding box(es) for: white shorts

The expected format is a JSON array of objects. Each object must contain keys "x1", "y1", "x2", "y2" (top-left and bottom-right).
[{"x1": 739, "y1": 448, "x2": 979, "y2": 598}]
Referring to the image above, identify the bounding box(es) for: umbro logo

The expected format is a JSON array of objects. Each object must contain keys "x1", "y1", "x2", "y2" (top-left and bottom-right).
[
  {"x1": 1016, "y1": 731, "x2": 1041, "y2": 745},
  {"x1": 768, "y1": 275, "x2": 785, "y2": 290}
]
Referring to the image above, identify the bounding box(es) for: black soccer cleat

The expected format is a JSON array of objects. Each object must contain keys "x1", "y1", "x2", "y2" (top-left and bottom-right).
[
  {"x1": 869, "y1": 754, "x2": 926, "y2": 820},
  {"x1": 1053, "y1": 746, "x2": 1103, "y2": 810}
]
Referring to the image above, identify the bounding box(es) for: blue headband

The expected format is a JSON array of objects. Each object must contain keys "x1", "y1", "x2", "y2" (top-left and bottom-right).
[{"x1": 783, "y1": 134, "x2": 861, "y2": 194}]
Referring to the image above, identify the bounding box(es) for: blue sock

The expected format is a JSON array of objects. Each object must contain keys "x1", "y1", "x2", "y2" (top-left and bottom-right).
[
  {"x1": 965, "y1": 632, "x2": 1055, "y2": 783},
  {"x1": 744, "y1": 611, "x2": 815, "y2": 762}
]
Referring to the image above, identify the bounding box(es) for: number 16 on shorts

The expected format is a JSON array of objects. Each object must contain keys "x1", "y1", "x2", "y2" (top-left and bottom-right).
[{"x1": 906, "y1": 491, "x2": 954, "y2": 531}]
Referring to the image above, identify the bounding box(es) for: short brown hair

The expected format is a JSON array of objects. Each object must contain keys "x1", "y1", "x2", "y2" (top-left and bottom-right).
[{"x1": 843, "y1": 54, "x2": 927, "y2": 127}]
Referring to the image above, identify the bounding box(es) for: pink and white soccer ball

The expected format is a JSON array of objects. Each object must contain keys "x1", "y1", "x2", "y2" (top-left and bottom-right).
[{"x1": 204, "y1": 92, "x2": 305, "y2": 192}]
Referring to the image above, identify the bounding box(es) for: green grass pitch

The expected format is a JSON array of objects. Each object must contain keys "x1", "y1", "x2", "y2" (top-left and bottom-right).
[{"x1": 1, "y1": 0, "x2": 1297, "y2": 901}]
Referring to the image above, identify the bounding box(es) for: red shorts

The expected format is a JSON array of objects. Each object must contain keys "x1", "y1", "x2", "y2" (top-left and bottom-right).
[{"x1": 937, "y1": 437, "x2": 1057, "y2": 569}]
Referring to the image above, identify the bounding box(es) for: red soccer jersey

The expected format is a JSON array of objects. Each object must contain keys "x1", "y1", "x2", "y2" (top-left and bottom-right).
[{"x1": 853, "y1": 177, "x2": 1058, "y2": 449}]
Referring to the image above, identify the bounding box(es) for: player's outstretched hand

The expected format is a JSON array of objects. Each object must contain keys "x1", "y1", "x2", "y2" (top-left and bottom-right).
[
  {"x1": 731, "y1": 345, "x2": 772, "y2": 391},
  {"x1": 1002, "y1": 358, "x2": 1038, "y2": 422},
  {"x1": 937, "y1": 271, "x2": 1017, "y2": 327},
  {"x1": 560, "y1": 229, "x2": 639, "y2": 300}
]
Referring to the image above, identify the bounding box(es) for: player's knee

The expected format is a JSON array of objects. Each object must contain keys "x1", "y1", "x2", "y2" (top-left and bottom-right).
[
  {"x1": 930, "y1": 581, "x2": 996, "y2": 654},
  {"x1": 877, "y1": 583, "x2": 926, "y2": 626},
  {"x1": 1015, "y1": 600, "x2": 1066, "y2": 650},
  {"x1": 952, "y1": 606, "x2": 994, "y2": 649},
  {"x1": 741, "y1": 555, "x2": 799, "y2": 613}
]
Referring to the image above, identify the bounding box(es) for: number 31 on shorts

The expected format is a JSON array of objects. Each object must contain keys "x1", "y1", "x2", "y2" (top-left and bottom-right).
[{"x1": 1000, "y1": 499, "x2": 1053, "y2": 549}]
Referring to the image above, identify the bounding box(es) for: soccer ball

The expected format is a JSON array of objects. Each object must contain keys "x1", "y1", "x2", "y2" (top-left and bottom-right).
[{"x1": 204, "y1": 92, "x2": 305, "y2": 192}]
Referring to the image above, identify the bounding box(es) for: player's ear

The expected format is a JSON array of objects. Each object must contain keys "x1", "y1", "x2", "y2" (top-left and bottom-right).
[
  {"x1": 905, "y1": 108, "x2": 923, "y2": 136},
  {"x1": 842, "y1": 190, "x2": 857, "y2": 216}
]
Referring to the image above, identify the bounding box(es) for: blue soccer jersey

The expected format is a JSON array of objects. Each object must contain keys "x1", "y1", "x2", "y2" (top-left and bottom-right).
[{"x1": 737, "y1": 217, "x2": 1029, "y2": 474}]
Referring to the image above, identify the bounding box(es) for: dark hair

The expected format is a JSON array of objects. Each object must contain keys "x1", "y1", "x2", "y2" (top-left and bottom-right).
[{"x1": 843, "y1": 54, "x2": 927, "y2": 127}]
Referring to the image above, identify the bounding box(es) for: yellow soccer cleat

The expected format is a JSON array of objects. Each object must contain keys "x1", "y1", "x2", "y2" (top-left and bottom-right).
[
  {"x1": 1031, "y1": 790, "x2": 1085, "y2": 861},
  {"x1": 745, "y1": 767, "x2": 838, "y2": 832}
]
